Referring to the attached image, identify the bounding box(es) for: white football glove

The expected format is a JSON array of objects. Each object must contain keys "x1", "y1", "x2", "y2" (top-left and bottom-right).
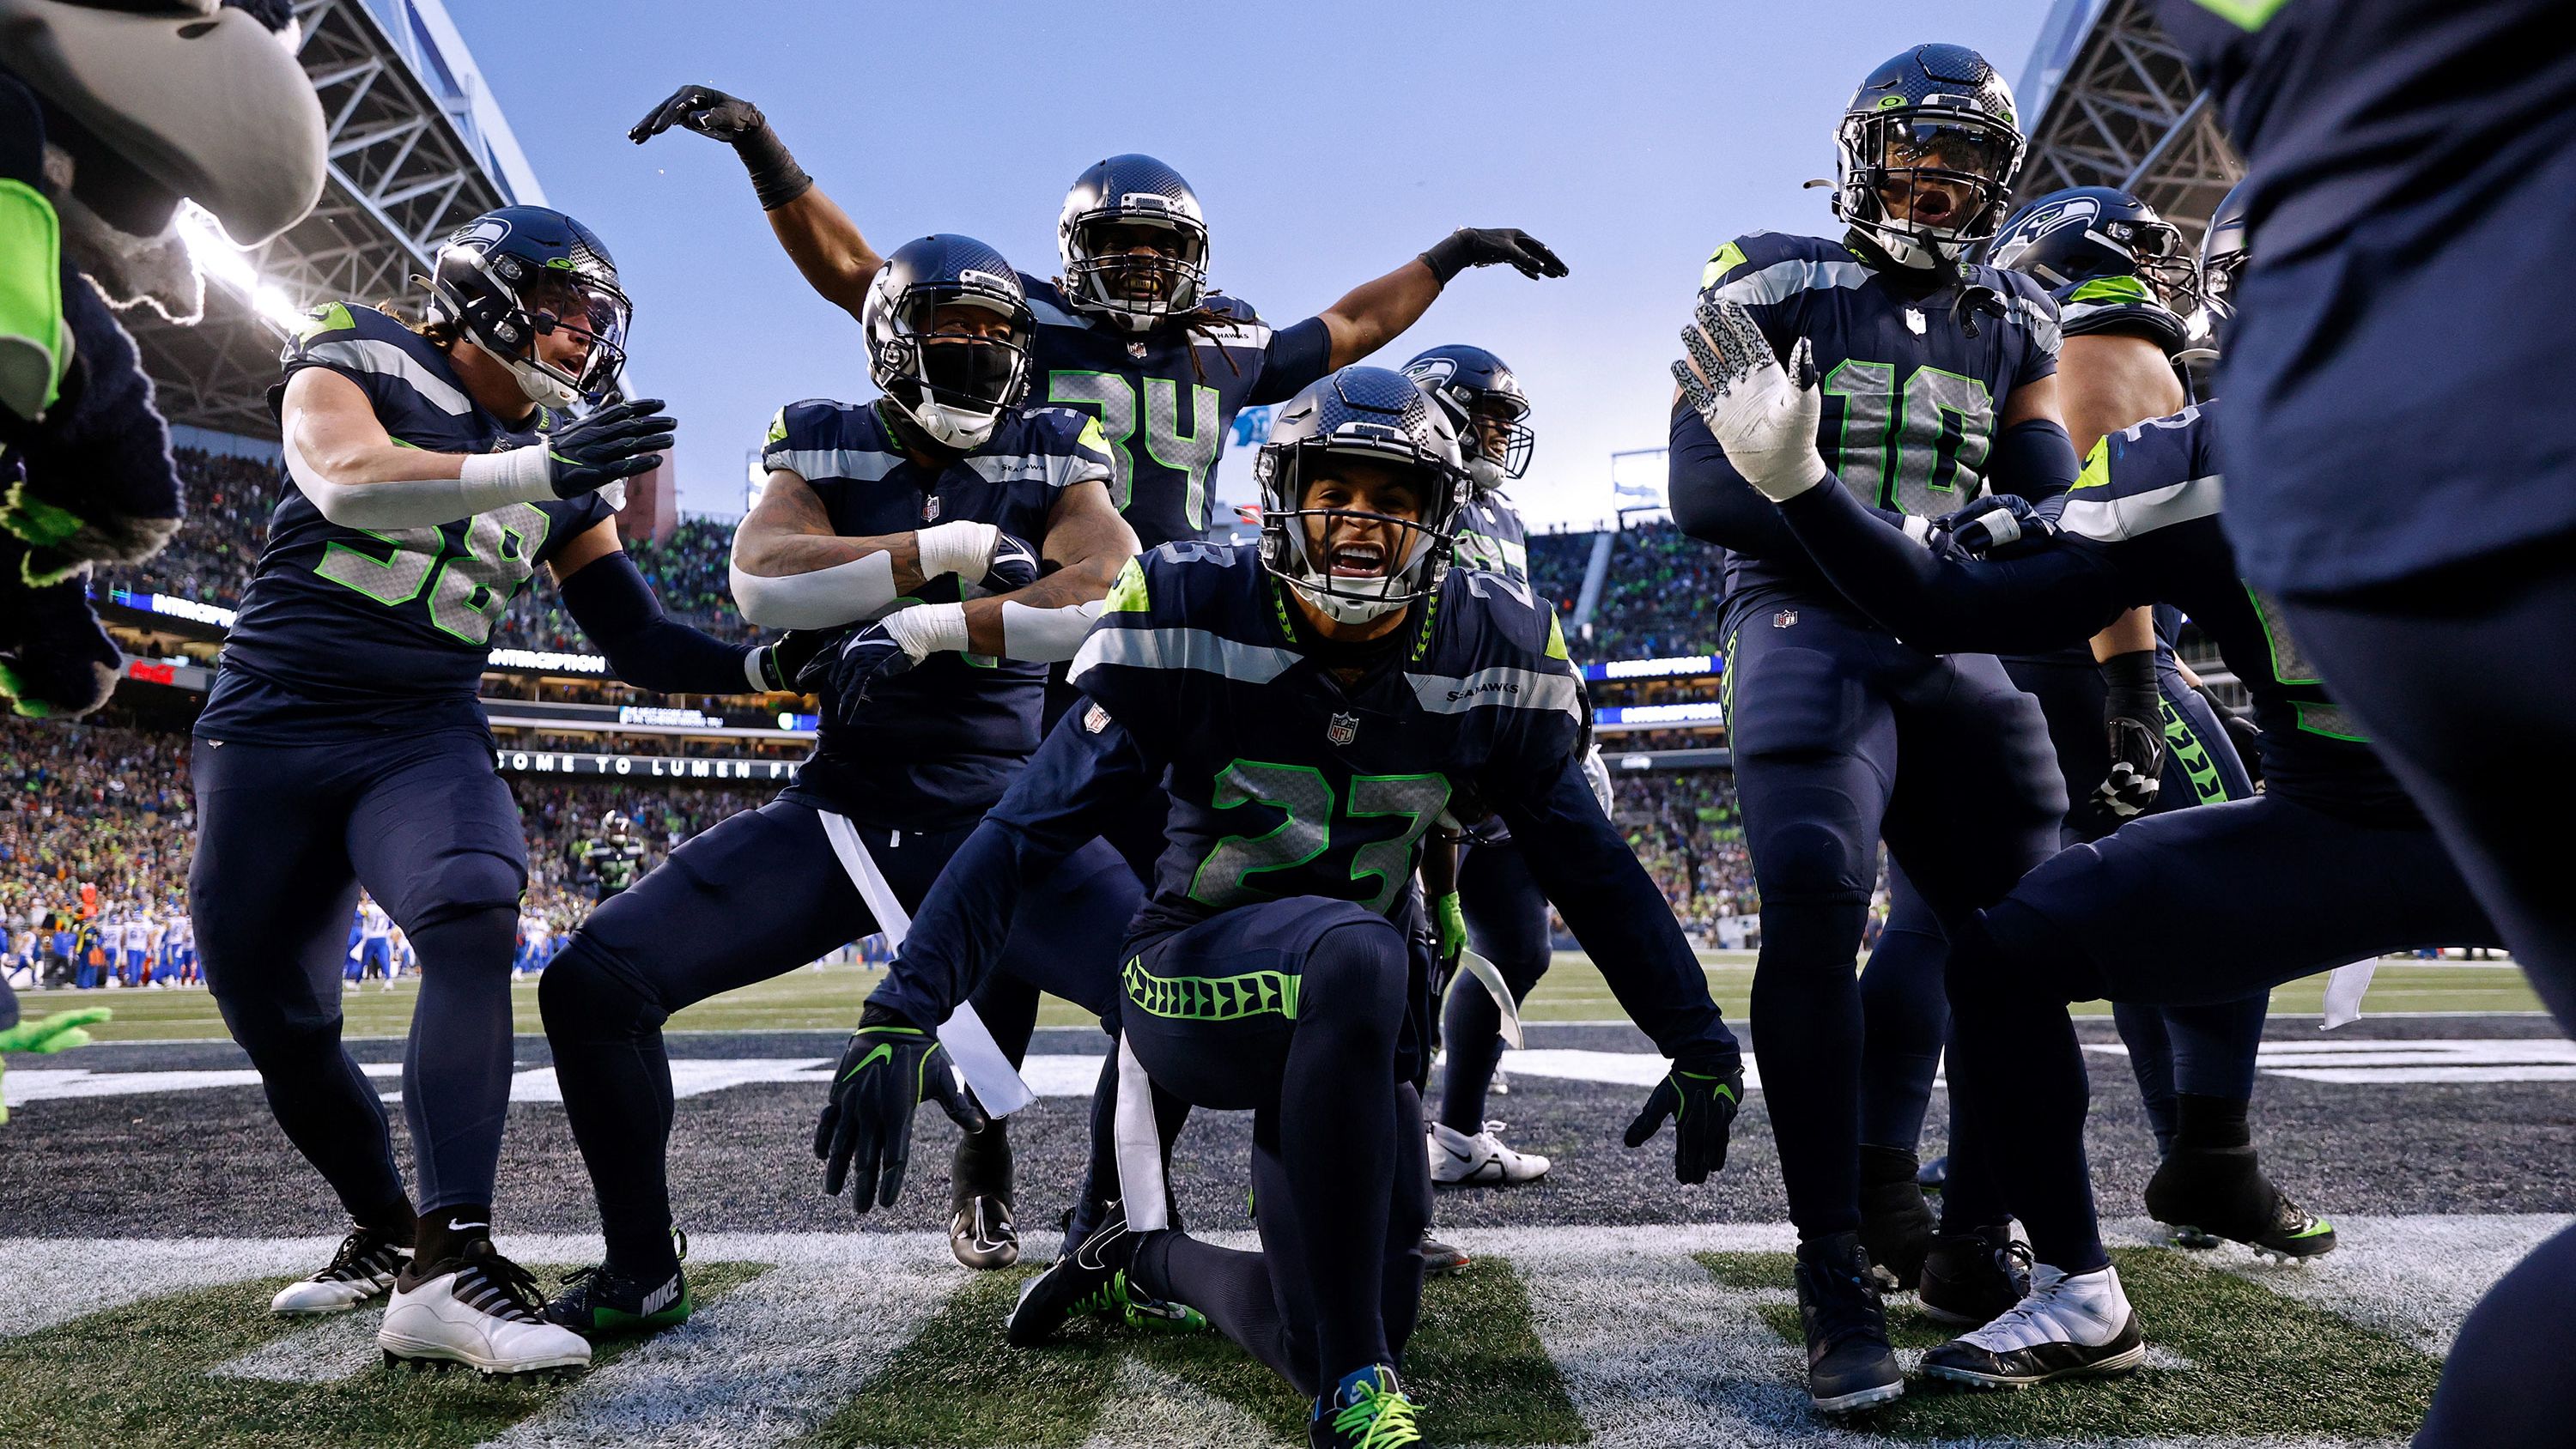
[{"x1": 1672, "y1": 297, "x2": 1827, "y2": 503}]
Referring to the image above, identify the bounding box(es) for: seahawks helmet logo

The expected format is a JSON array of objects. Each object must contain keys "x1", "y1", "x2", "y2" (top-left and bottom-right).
[
  {"x1": 1990, "y1": 195, "x2": 2099, "y2": 271},
  {"x1": 451, "y1": 215, "x2": 512, "y2": 254}
]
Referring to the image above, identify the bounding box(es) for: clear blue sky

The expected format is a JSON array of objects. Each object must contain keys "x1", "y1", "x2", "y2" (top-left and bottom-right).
[{"x1": 446, "y1": 0, "x2": 2051, "y2": 526}]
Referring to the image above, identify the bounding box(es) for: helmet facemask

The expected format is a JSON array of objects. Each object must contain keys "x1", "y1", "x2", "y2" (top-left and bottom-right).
[
  {"x1": 1063, "y1": 209, "x2": 1208, "y2": 332},
  {"x1": 871, "y1": 285, "x2": 1034, "y2": 450},
  {"x1": 433, "y1": 241, "x2": 632, "y2": 409},
  {"x1": 1836, "y1": 109, "x2": 2026, "y2": 269},
  {"x1": 1257, "y1": 441, "x2": 1464, "y2": 627},
  {"x1": 1461, "y1": 397, "x2": 1535, "y2": 494}
]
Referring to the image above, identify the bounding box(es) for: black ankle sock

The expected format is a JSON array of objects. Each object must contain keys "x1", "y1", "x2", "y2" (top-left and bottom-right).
[
  {"x1": 2173, "y1": 1094, "x2": 2252, "y2": 1151},
  {"x1": 361, "y1": 1198, "x2": 419, "y2": 1245},
  {"x1": 415, "y1": 1204, "x2": 493, "y2": 1268}
]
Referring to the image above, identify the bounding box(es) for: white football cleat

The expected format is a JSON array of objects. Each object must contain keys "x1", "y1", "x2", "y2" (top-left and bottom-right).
[
  {"x1": 378, "y1": 1240, "x2": 591, "y2": 1377},
  {"x1": 1428, "y1": 1121, "x2": 1551, "y2": 1185},
  {"x1": 271, "y1": 1224, "x2": 410, "y2": 1316},
  {"x1": 1922, "y1": 1263, "x2": 2146, "y2": 1389}
]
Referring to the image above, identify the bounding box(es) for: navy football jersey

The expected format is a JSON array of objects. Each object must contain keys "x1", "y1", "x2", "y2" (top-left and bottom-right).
[
  {"x1": 763, "y1": 397, "x2": 1113, "y2": 829},
  {"x1": 1453, "y1": 488, "x2": 1533, "y2": 591},
  {"x1": 1684, "y1": 231, "x2": 2062, "y2": 611},
  {"x1": 197, "y1": 303, "x2": 615, "y2": 742},
  {"x1": 2050, "y1": 400, "x2": 2414, "y2": 820},
  {"x1": 1021, "y1": 276, "x2": 1331, "y2": 549},
  {"x1": 1070, "y1": 543, "x2": 1581, "y2": 943},
  {"x1": 2148, "y1": 0, "x2": 2576, "y2": 266}
]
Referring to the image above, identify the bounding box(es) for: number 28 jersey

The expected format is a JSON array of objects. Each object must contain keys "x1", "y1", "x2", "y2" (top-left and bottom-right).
[
  {"x1": 1069, "y1": 544, "x2": 1583, "y2": 944},
  {"x1": 1692, "y1": 230, "x2": 2060, "y2": 611},
  {"x1": 198, "y1": 303, "x2": 612, "y2": 742}
]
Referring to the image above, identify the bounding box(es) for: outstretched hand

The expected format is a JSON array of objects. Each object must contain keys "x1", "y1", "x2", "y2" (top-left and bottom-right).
[
  {"x1": 1672, "y1": 296, "x2": 1826, "y2": 502},
  {"x1": 1622, "y1": 1054, "x2": 1743, "y2": 1185},
  {"x1": 629, "y1": 84, "x2": 767, "y2": 145},
  {"x1": 815, "y1": 1014, "x2": 991, "y2": 1213}
]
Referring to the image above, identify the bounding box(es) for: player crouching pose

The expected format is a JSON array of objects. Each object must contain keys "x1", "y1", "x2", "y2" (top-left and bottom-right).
[
  {"x1": 535, "y1": 234, "x2": 1145, "y2": 1337},
  {"x1": 816, "y1": 366, "x2": 1744, "y2": 1449}
]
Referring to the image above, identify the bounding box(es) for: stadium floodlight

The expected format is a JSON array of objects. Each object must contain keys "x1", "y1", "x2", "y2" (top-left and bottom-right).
[{"x1": 173, "y1": 203, "x2": 311, "y2": 335}]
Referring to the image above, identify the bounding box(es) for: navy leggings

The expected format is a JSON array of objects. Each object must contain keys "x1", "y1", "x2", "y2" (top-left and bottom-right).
[
  {"x1": 1437, "y1": 839, "x2": 1555, "y2": 1134},
  {"x1": 190, "y1": 728, "x2": 526, "y2": 1223}
]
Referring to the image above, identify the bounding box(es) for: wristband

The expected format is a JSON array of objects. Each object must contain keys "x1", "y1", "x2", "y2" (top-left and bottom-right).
[
  {"x1": 459, "y1": 445, "x2": 557, "y2": 510},
  {"x1": 2099, "y1": 648, "x2": 2161, "y2": 714},
  {"x1": 880, "y1": 601, "x2": 969, "y2": 661},
  {"x1": 1419, "y1": 229, "x2": 1473, "y2": 285},
  {"x1": 734, "y1": 122, "x2": 813, "y2": 211},
  {"x1": 914, "y1": 520, "x2": 999, "y2": 581}
]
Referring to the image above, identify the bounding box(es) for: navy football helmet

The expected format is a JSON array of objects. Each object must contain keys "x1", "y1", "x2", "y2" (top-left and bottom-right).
[
  {"x1": 1255, "y1": 367, "x2": 1468, "y2": 625},
  {"x1": 1833, "y1": 45, "x2": 2027, "y2": 270},
  {"x1": 863, "y1": 234, "x2": 1035, "y2": 450},
  {"x1": 1400, "y1": 344, "x2": 1533, "y2": 493},
  {"x1": 427, "y1": 206, "x2": 631, "y2": 408},
  {"x1": 1988, "y1": 187, "x2": 2195, "y2": 307},
  {"x1": 1057, "y1": 154, "x2": 1209, "y2": 332}
]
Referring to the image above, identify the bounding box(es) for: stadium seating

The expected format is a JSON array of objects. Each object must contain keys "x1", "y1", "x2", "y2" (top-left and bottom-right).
[{"x1": 1528, "y1": 520, "x2": 1728, "y2": 661}]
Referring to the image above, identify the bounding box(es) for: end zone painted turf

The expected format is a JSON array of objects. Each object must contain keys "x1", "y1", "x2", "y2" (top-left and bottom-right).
[{"x1": 3, "y1": 1216, "x2": 2555, "y2": 1448}]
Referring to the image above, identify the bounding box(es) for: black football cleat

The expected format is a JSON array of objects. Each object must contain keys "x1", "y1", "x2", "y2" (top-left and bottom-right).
[
  {"x1": 546, "y1": 1233, "x2": 691, "y2": 1339},
  {"x1": 1918, "y1": 1223, "x2": 2034, "y2": 1328},
  {"x1": 1007, "y1": 1203, "x2": 1145, "y2": 1347},
  {"x1": 1858, "y1": 1144, "x2": 1936, "y2": 1290},
  {"x1": 1793, "y1": 1231, "x2": 1904, "y2": 1414},
  {"x1": 2146, "y1": 1144, "x2": 2337, "y2": 1261}
]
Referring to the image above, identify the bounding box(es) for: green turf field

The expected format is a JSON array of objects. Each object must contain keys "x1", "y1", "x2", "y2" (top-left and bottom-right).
[{"x1": 16, "y1": 953, "x2": 2545, "y2": 1043}]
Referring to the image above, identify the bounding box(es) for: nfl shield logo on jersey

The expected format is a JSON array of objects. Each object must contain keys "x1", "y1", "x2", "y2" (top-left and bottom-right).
[
  {"x1": 1327, "y1": 712, "x2": 1359, "y2": 746},
  {"x1": 1774, "y1": 609, "x2": 1799, "y2": 628},
  {"x1": 921, "y1": 495, "x2": 942, "y2": 523}
]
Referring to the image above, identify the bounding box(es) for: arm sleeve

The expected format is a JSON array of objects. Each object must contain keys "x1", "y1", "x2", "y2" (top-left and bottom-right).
[
  {"x1": 1772, "y1": 476, "x2": 2139, "y2": 654},
  {"x1": 1493, "y1": 754, "x2": 1741, "y2": 1065},
  {"x1": 866, "y1": 708, "x2": 1158, "y2": 1028},
  {"x1": 1989, "y1": 415, "x2": 2081, "y2": 506},
  {"x1": 729, "y1": 551, "x2": 900, "y2": 628},
  {"x1": 556, "y1": 549, "x2": 763, "y2": 694},
  {"x1": 1248, "y1": 316, "x2": 1334, "y2": 406}
]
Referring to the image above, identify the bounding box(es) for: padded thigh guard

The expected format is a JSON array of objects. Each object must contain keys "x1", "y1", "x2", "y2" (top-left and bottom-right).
[{"x1": 1723, "y1": 608, "x2": 1899, "y2": 906}]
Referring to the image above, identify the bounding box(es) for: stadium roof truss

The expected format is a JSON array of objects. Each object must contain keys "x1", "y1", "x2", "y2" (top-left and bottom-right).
[
  {"x1": 2014, "y1": 0, "x2": 2244, "y2": 242},
  {"x1": 125, "y1": 0, "x2": 523, "y2": 438}
]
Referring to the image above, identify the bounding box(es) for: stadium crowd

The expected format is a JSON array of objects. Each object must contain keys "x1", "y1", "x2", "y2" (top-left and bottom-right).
[{"x1": 1529, "y1": 520, "x2": 1728, "y2": 660}]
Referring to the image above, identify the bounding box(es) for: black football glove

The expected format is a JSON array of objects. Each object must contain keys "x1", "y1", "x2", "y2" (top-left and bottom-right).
[
  {"x1": 1939, "y1": 494, "x2": 2058, "y2": 559},
  {"x1": 797, "y1": 621, "x2": 920, "y2": 724},
  {"x1": 1419, "y1": 227, "x2": 1570, "y2": 283},
  {"x1": 748, "y1": 629, "x2": 836, "y2": 693},
  {"x1": 2195, "y1": 682, "x2": 2266, "y2": 787},
  {"x1": 815, "y1": 1004, "x2": 991, "y2": 1214},
  {"x1": 542, "y1": 398, "x2": 676, "y2": 499},
  {"x1": 2096, "y1": 648, "x2": 2166, "y2": 821},
  {"x1": 628, "y1": 83, "x2": 811, "y2": 209},
  {"x1": 1622, "y1": 1053, "x2": 1744, "y2": 1185}
]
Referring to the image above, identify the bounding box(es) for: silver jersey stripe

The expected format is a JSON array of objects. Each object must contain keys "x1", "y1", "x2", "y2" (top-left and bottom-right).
[
  {"x1": 1709, "y1": 258, "x2": 1872, "y2": 307},
  {"x1": 1070, "y1": 626, "x2": 1299, "y2": 687},
  {"x1": 301, "y1": 338, "x2": 472, "y2": 417},
  {"x1": 2002, "y1": 294, "x2": 2064, "y2": 355},
  {"x1": 2059, "y1": 472, "x2": 2224, "y2": 543},
  {"x1": 1407, "y1": 665, "x2": 1583, "y2": 718},
  {"x1": 765, "y1": 447, "x2": 1075, "y2": 488}
]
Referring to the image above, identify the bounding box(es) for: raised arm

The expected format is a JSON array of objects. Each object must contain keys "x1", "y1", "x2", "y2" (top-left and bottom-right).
[
  {"x1": 629, "y1": 84, "x2": 881, "y2": 318},
  {"x1": 1314, "y1": 228, "x2": 1568, "y2": 369}
]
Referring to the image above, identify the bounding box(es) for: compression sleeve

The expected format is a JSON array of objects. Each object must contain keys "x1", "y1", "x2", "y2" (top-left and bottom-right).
[
  {"x1": 556, "y1": 549, "x2": 764, "y2": 694},
  {"x1": 999, "y1": 598, "x2": 1108, "y2": 663},
  {"x1": 1772, "y1": 476, "x2": 2138, "y2": 655},
  {"x1": 867, "y1": 707, "x2": 1158, "y2": 1028},
  {"x1": 1494, "y1": 755, "x2": 1741, "y2": 1066},
  {"x1": 728, "y1": 552, "x2": 900, "y2": 629},
  {"x1": 284, "y1": 432, "x2": 559, "y2": 530},
  {"x1": 1990, "y1": 415, "x2": 2081, "y2": 505}
]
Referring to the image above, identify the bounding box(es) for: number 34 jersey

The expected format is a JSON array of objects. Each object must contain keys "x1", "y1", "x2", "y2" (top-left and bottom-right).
[
  {"x1": 1692, "y1": 229, "x2": 2061, "y2": 610},
  {"x1": 1069, "y1": 543, "x2": 1583, "y2": 944},
  {"x1": 197, "y1": 302, "x2": 613, "y2": 742}
]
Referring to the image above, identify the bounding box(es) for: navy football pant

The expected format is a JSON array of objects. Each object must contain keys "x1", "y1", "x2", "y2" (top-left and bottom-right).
[
  {"x1": 2278, "y1": 552, "x2": 2576, "y2": 1449},
  {"x1": 1122, "y1": 897, "x2": 1430, "y2": 1395},
  {"x1": 539, "y1": 797, "x2": 1133, "y2": 1273},
  {"x1": 1437, "y1": 839, "x2": 1555, "y2": 1136},
  {"x1": 1944, "y1": 789, "x2": 2500, "y2": 1274},
  {"x1": 1725, "y1": 603, "x2": 2064, "y2": 1240},
  {"x1": 1856, "y1": 864, "x2": 1945, "y2": 1152},
  {"x1": 190, "y1": 729, "x2": 526, "y2": 1224}
]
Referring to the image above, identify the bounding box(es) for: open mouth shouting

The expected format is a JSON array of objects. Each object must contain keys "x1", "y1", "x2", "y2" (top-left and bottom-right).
[{"x1": 1328, "y1": 540, "x2": 1388, "y2": 578}]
